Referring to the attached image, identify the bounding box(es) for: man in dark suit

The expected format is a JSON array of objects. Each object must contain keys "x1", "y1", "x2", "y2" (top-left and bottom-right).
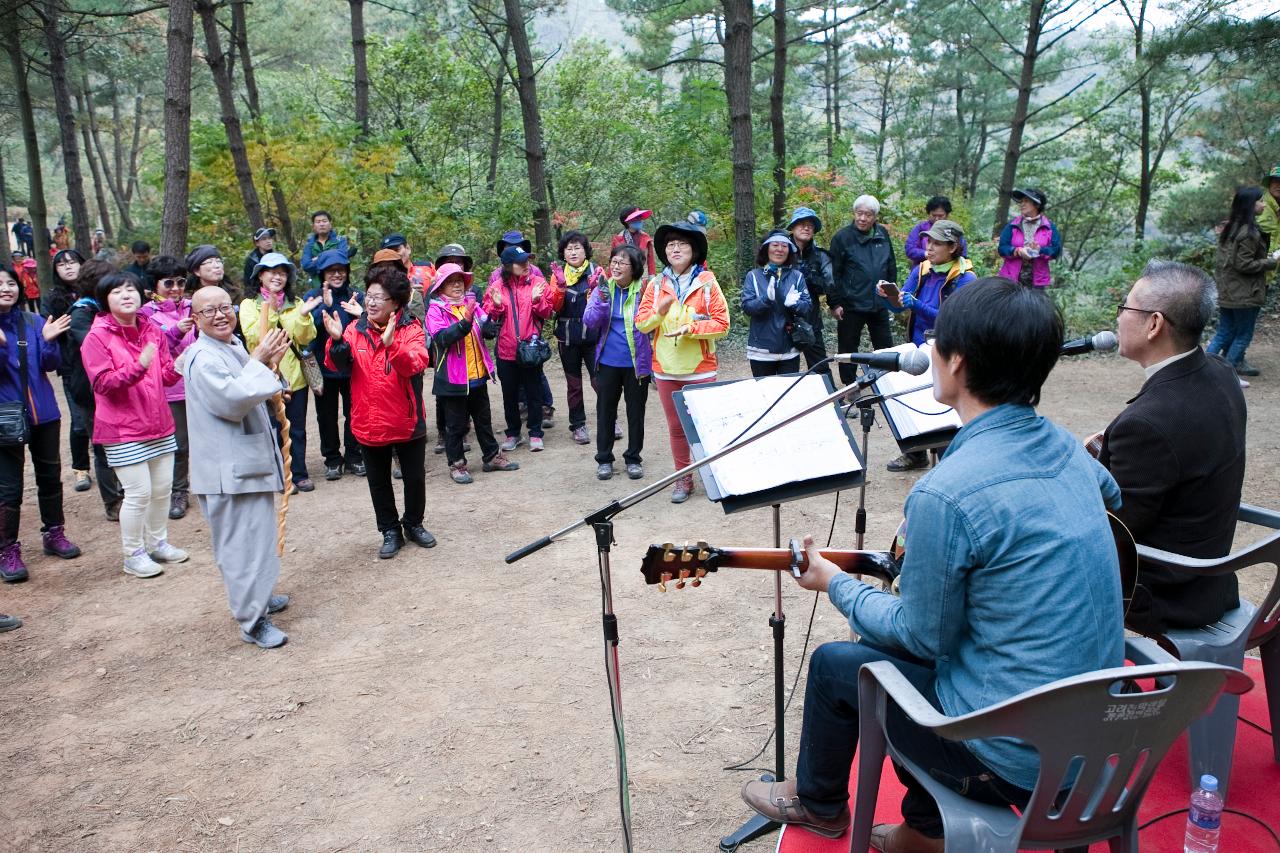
[{"x1": 1100, "y1": 259, "x2": 1246, "y2": 636}]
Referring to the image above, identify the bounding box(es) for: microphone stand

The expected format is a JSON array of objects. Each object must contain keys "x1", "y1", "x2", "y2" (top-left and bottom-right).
[{"x1": 506, "y1": 372, "x2": 893, "y2": 853}]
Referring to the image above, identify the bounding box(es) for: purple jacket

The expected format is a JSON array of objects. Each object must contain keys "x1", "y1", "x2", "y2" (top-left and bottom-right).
[
  {"x1": 139, "y1": 298, "x2": 197, "y2": 402},
  {"x1": 425, "y1": 296, "x2": 496, "y2": 396},
  {"x1": 583, "y1": 280, "x2": 653, "y2": 378},
  {"x1": 905, "y1": 219, "x2": 969, "y2": 267},
  {"x1": 0, "y1": 308, "x2": 61, "y2": 426}
]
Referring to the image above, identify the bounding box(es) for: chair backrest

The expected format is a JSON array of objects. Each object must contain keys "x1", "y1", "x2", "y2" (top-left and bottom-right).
[{"x1": 930, "y1": 662, "x2": 1252, "y2": 848}]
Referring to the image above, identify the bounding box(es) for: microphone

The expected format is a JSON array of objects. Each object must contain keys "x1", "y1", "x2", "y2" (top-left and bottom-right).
[
  {"x1": 1061, "y1": 330, "x2": 1117, "y2": 356},
  {"x1": 832, "y1": 346, "x2": 930, "y2": 375}
]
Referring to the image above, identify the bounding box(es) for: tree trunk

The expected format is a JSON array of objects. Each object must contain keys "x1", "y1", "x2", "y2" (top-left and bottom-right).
[
  {"x1": 1132, "y1": 0, "x2": 1151, "y2": 247},
  {"x1": 84, "y1": 72, "x2": 135, "y2": 232},
  {"x1": 0, "y1": 147, "x2": 11, "y2": 258},
  {"x1": 991, "y1": 0, "x2": 1045, "y2": 237},
  {"x1": 160, "y1": 0, "x2": 194, "y2": 257},
  {"x1": 502, "y1": 0, "x2": 552, "y2": 253},
  {"x1": 126, "y1": 82, "x2": 144, "y2": 205},
  {"x1": 3, "y1": 13, "x2": 52, "y2": 292},
  {"x1": 350, "y1": 0, "x2": 370, "y2": 138},
  {"x1": 75, "y1": 85, "x2": 114, "y2": 241},
  {"x1": 487, "y1": 28, "x2": 510, "y2": 193},
  {"x1": 196, "y1": 0, "x2": 264, "y2": 231},
  {"x1": 723, "y1": 0, "x2": 757, "y2": 280},
  {"x1": 110, "y1": 77, "x2": 126, "y2": 196},
  {"x1": 232, "y1": 0, "x2": 296, "y2": 251},
  {"x1": 769, "y1": 0, "x2": 787, "y2": 225},
  {"x1": 41, "y1": 1, "x2": 92, "y2": 254}
]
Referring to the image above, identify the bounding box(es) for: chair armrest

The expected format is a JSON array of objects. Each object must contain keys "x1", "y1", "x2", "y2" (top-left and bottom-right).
[
  {"x1": 1135, "y1": 543, "x2": 1223, "y2": 573},
  {"x1": 1238, "y1": 503, "x2": 1280, "y2": 530},
  {"x1": 858, "y1": 661, "x2": 951, "y2": 729}
]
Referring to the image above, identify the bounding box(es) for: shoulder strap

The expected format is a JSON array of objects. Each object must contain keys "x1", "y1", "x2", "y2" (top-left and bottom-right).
[{"x1": 17, "y1": 315, "x2": 31, "y2": 415}]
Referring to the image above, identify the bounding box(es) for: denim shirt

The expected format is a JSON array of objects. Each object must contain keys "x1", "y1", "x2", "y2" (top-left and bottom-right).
[{"x1": 829, "y1": 403, "x2": 1125, "y2": 790}]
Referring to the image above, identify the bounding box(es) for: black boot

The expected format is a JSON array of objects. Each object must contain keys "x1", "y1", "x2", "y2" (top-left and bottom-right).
[
  {"x1": 403, "y1": 524, "x2": 437, "y2": 549},
  {"x1": 378, "y1": 528, "x2": 405, "y2": 559}
]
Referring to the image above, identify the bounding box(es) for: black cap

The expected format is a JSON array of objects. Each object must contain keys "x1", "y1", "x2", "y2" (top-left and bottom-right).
[
  {"x1": 253, "y1": 227, "x2": 276, "y2": 241},
  {"x1": 1011, "y1": 188, "x2": 1047, "y2": 210},
  {"x1": 380, "y1": 233, "x2": 408, "y2": 249}
]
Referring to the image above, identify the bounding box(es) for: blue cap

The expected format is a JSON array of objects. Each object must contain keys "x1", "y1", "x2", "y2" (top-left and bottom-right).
[
  {"x1": 500, "y1": 245, "x2": 532, "y2": 264},
  {"x1": 1199, "y1": 775, "x2": 1218, "y2": 792},
  {"x1": 787, "y1": 206, "x2": 823, "y2": 233}
]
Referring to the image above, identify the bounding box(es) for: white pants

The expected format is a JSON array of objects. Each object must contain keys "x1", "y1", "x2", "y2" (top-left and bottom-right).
[{"x1": 113, "y1": 452, "x2": 174, "y2": 555}]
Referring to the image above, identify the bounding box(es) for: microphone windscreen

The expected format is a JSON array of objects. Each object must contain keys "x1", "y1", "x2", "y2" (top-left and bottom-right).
[
  {"x1": 901, "y1": 346, "x2": 931, "y2": 375},
  {"x1": 1092, "y1": 330, "x2": 1118, "y2": 353}
]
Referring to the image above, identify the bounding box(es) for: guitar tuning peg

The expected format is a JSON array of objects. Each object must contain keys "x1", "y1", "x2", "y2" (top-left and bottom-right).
[
  {"x1": 661, "y1": 543, "x2": 675, "y2": 563},
  {"x1": 695, "y1": 567, "x2": 707, "y2": 578},
  {"x1": 658, "y1": 581, "x2": 667, "y2": 592},
  {"x1": 690, "y1": 577, "x2": 702, "y2": 587},
  {"x1": 659, "y1": 571, "x2": 673, "y2": 592},
  {"x1": 696, "y1": 540, "x2": 711, "y2": 560},
  {"x1": 680, "y1": 541, "x2": 692, "y2": 563}
]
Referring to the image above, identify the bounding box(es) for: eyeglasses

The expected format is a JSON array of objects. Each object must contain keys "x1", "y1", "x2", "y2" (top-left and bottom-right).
[
  {"x1": 1115, "y1": 303, "x2": 1157, "y2": 319},
  {"x1": 323, "y1": 270, "x2": 346, "y2": 279},
  {"x1": 364, "y1": 295, "x2": 387, "y2": 305},
  {"x1": 156, "y1": 277, "x2": 184, "y2": 290},
  {"x1": 195, "y1": 304, "x2": 235, "y2": 319}
]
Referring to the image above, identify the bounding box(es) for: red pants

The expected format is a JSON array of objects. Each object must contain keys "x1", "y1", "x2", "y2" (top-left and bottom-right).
[{"x1": 654, "y1": 375, "x2": 714, "y2": 472}]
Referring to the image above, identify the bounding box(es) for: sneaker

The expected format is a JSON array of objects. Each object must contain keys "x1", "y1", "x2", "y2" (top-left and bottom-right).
[
  {"x1": 324, "y1": 464, "x2": 343, "y2": 481},
  {"x1": 450, "y1": 462, "x2": 474, "y2": 484},
  {"x1": 123, "y1": 549, "x2": 164, "y2": 578},
  {"x1": 571, "y1": 426, "x2": 590, "y2": 445},
  {"x1": 41, "y1": 526, "x2": 82, "y2": 559},
  {"x1": 671, "y1": 475, "x2": 694, "y2": 504},
  {"x1": 105, "y1": 500, "x2": 121, "y2": 522},
  {"x1": 241, "y1": 617, "x2": 288, "y2": 649},
  {"x1": 529, "y1": 436, "x2": 544, "y2": 452},
  {"x1": 149, "y1": 540, "x2": 189, "y2": 563},
  {"x1": 294, "y1": 478, "x2": 315, "y2": 493},
  {"x1": 168, "y1": 491, "x2": 188, "y2": 519},
  {"x1": 0, "y1": 613, "x2": 21, "y2": 632},
  {"x1": 403, "y1": 524, "x2": 437, "y2": 548},
  {"x1": 542, "y1": 406, "x2": 555, "y2": 428},
  {"x1": 345, "y1": 461, "x2": 367, "y2": 476},
  {"x1": 1239, "y1": 376, "x2": 1251, "y2": 389},
  {"x1": 72, "y1": 469, "x2": 92, "y2": 492},
  {"x1": 614, "y1": 424, "x2": 624, "y2": 440},
  {"x1": 392, "y1": 466, "x2": 402, "y2": 480},
  {"x1": 626, "y1": 463, "x2": 644, "y2": 480},
  {"x1": 740, "y1": 778, "x2": 849, "y2": 840},
  {"x1": 886, "y1": 451, "x2": 930, "y2": 472},
  {"x1": 378, "y1": 528, "x2": 404, "y2": 559},
  {"x1": 267, "y1": 594, "x2": 290, "y2": 614},
  {"x1": 433, "y1": 440, "x2": 445, "y2": 455},
  {"x1": 1236, "y1": 360, "x2": 1261, "y2": 377},
  {"x1": 500, "y1": 435, "x2": 522, "y2": 452},
  {"x1": 1, "y1": 543, "x2": 28, "y2": 584},
  {"x1": 481, "y1": 452, "x2": 519, "y2": 473},
  {"x1": 596, "y1": 463, "x2": 614, "y2": 480},
  {"x1": 463, "y1": 441, "x2": 472, "y2": 452}
]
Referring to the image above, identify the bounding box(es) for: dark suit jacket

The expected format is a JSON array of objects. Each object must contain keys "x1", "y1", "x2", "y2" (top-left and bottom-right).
[{"x1": 1099, "y1": 348, "x2": 1246, "y2": 635}]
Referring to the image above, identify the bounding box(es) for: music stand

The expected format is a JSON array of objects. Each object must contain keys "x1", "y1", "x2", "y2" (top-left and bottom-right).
[{"x1": 673, "y1": 373, "x2": 865, "y2": 851}]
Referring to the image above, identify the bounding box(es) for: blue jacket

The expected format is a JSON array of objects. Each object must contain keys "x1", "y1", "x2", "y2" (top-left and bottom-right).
[
  {"x1": 300, "y1": 233, "x2": 352, "y2": 279},
  {"x1": 828, "y1": 404, "x2": 1124, "y2": 790},
  {"x1": 0, "y1": 309, "x2": 62, "y2": 426},
  {"x1": 741, "y1": 266, "x2": 811, "y2": 359},
  {"x1": 891, "y1": 258, "x2": 976, "y2": 345},
  {"x1": 303, "y1": 280, "x2": 364, "y2": 379}
]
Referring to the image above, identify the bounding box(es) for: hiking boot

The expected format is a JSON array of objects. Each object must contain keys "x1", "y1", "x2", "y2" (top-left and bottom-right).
[
  {"x1": 324, "y1": 464, "x2": 343, "y2": 481},
  {"x1": 41, "y1": 526, "x2": 81, "y2": 559},
  {"x1": 886, "y1": 451, "x2": 930, "y2": 472},
  {"x1": 392, "y1": 466, "x2": 402, "y2": 480},
  {"x1": 295, "y1": 478, "x2": 315, "y2": 493},
  {"x1": 529, "y1": 436, "x2": 544, "y2": 452},
  {"x1": 72, "y1": 469, "x2": 92, "y2": 492},
  {"x1": 740, "y1": 778, "x2": 849, "y2": 840},
  {"x1": 105, "y1": 499, "x2": 121, "y2": 522},
  {"x1": 123, "y1": 549, "x2": 164, "y2": 579},
  {"x1": 481, "y1": 452, "x2": 519, "y2": 473},
  {"x1": 433, "y1": 439, "x2": 445, "y2": 455},
  {"x1": 378, "y1": 528, "x2": 404, "y2": 559},
  {"x1": 345, "y1": 461, "x2": 367, "y2": 476},
  {"x1": 149, "y1": 540, "x2": 189, "y2": 564},
  {"x1": 571, "y1": 426, "x2": 590, "y2": 445},
  {"x1": 403, "y1": 524, "x2": 437, "y2": 549},
  {"x1": 1235, "y1": 360, "x2": 1261, "y2": 377},
  {"x1": 542, "y1": 406, "x2": 555, "y2": 428},
  {"x1": 450, "y1": 462, "x2": 474, "y2": 484},
  {"x1": 1, "y1": 543, "x2": 28, "y2": 584},
  {"x1": 596, "y1": 463, "x2": 614, "y2": 481},
  {"x1": 241, "y1": 617, "x2": 288, "y2": 649},
  {"x1": 614, "y1": 424, "x2": 624, "y2": 440},
  {"x1": 671, "y1": 475, "x2": 694, "y2": 504},
  {"x1": 0, "y1": 613, "x2": 21, "y2": 632},
  {"x1": 168, "y1": 491, "x2": 189, "y2": 519},
  {"x1": 626, "y1": 463, "x2": 644, "y2": 480}
]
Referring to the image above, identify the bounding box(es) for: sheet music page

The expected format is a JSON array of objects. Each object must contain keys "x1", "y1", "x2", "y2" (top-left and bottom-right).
[
  {"x1": 681, "y1": 375, "x2": 862, "y2": 496},
  {"x1": 872, "y1": 343, "x2": 962, "y2": 438}
]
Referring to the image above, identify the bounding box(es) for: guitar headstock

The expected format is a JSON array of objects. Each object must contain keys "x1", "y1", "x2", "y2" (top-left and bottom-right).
[{"x1": 639, "y1": 541, "x2": 721, "y2": 591}]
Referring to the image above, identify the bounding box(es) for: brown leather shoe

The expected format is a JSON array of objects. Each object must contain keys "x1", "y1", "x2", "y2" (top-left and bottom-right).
[
  {"x1": 740, "y1": 778, "x2": 848, "y2": 839},
  {"x1": 870, "y1": 822, "x2": 944, "y2": 853}
]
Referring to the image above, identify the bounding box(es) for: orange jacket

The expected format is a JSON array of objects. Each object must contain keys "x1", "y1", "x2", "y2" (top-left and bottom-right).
[{"x1": 634, "y1": 267, "x2": 730, "y2": 380}]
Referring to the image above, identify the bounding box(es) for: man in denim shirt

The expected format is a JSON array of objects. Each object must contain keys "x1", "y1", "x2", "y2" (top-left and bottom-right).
[{"x1": 742, "y1": 278, "x2": 1125, "y2": 851}]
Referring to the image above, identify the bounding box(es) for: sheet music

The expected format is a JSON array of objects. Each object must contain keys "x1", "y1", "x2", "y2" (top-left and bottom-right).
[
  {"x1": 681, "y1": 374, "x2": 862, "y2": 496},
  {"x1": 871, "y1": 343, "x2": 962, "y2": 438}
]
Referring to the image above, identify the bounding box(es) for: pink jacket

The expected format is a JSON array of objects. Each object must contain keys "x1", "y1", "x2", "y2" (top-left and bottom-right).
[
  {"x1": 425, "y1": 296, "x2": 495, "y2": 392},
  {"x1": 79, "y1": 313, "x2": 181, "y2": 445},
  {"x1": 481, "y1": 270, "x2": 557, "y2": 362},
  {"x1": 139, "y1": 298, "x2": 197, "y2": 402}
]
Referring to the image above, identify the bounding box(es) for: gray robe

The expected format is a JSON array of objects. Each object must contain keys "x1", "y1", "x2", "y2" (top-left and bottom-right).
[{"x1": 183, "y1": 334, "x2": 286, "y2": 632}]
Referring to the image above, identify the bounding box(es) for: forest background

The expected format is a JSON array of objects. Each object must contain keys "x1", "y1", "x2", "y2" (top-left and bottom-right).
[{"x1": 0, "y1": 0, "x2": 1277, "y2": 336}]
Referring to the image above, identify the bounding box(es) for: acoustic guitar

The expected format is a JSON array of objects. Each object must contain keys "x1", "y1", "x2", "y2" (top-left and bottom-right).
[{"x1": 639, "y1": 512, "x2": 1139, "y2": 616}]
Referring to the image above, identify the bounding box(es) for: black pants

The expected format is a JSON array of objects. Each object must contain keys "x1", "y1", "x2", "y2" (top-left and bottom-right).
[
  {"x1": 800, "y1": 305, "x2": 831, "y2": 373},
  {"x1": 63, "y1": 381, "x2": 91, "y2": 471},
  {"x1": 595, "y1": 364, "x2": 648, "y2": 465},
  {"x1": 169, "y1": 400, "x2": 190, "y2": 493},
  {"x1": 0, "y1": 419, "x2": 65, "y2": 543},
  {"x1": 441, "y1": 385, "x2": 500, "y2": 466},
  {"x1": 558, "y1": 341, "x2": 598, "y2": 430},
  {"x1": 497, "y1": 358, "x2": 545, "y2": 438},
  {"x1": 749, "y1": 357, "x2": 801, "y2": 377},
  {"x1": 836, "y1": 309, "x2": 893, "y2": 386},
  {"x1": 795, "y1": 640, "x2": 1030, "y2": 838},
  {"x1": 516, "y1": 372, "x2": 554, "y2": 410},
  {"x1": 270, "y1": 388, "x2": 310, "y2": 483},
  {"x1": 360, "y1": 434, "x2": 426, "y2": 532},
  {"x1": 315, "y1": 375, "x2": 362, "y2": 467}
]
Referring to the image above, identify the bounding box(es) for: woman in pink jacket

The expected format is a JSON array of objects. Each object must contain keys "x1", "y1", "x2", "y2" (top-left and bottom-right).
[
  {"x1": 138, "y1": 256, "x2": 197, "y2": 520},
  {"x1": 80, "y1": 271, "x2": 188, "y2": 580}
]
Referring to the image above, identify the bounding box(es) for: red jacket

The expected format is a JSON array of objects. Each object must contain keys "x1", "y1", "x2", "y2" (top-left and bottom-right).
[
  {"x1": 611, "y1": 231, "x2": 657, "y2": 275},
  {"x1": 481, "y1": 271, "x2": 558, "y2": 362},
  {"x1": 79, "y1": 313, "x2": 181, "y2": 445},
  {"x1": 324, "y1": 312, "x2": 429, "y2": 446}
]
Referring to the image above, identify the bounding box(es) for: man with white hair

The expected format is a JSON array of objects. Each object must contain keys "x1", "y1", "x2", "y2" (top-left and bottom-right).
[{"x1": 828, "y1": 195, "x2": 897, "y2": 388}]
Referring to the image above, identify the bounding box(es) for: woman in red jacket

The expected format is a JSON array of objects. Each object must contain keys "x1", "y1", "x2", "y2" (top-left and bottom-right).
[{"x1": 322, "y1": 267, "x2": 436, "y2": 560}]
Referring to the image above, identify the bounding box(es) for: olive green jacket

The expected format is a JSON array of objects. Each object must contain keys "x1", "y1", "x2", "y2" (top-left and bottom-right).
[{"x1": 1214, "y1": 229, "x2": 1276, "y2": 309}]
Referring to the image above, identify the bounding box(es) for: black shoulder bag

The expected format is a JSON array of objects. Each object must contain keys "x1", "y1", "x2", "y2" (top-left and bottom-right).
[
  {"x1": 0, "y1": 315, "x2": 33, "y2": 446},
  {"x1": 512, "y1": 283, "x2": 551, "y2": 367}
]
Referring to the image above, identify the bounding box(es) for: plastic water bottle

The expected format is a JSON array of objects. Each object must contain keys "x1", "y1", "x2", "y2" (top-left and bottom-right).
[{"x1": 1184, "y1": 774, "x2": 1223, "y2": 853}]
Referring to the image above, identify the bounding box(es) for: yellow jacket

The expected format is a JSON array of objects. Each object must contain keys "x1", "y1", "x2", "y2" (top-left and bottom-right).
[
  {"x1": 239, "y1": 296, "x2": 317, "y2": 392},
  {"x1": 634, "y1": 268, "x2": 730, "y2": 380}
]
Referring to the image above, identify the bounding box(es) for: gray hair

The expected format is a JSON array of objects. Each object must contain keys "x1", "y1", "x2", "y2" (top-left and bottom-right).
[
  {"x1": 1138, "y1": 259, "x2": 1216, "y2": 348},
  {"x1": 853, "y1": 195, "x2": 880, "y2": 214}
]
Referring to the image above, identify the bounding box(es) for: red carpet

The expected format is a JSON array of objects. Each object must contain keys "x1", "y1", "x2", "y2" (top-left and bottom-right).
[{"x1": 777, "y1": 657, "x2": 1279, "y2": 852}]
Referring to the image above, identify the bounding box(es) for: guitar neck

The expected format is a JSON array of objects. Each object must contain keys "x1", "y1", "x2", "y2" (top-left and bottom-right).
[{"x1": 714, "y1": 548, "x2": 899, "y2": 584}]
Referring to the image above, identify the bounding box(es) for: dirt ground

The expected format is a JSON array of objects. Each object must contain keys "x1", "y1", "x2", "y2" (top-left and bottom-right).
[{"x1": 2, "y1": 340, "x2": 1278, "y2": 853}]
